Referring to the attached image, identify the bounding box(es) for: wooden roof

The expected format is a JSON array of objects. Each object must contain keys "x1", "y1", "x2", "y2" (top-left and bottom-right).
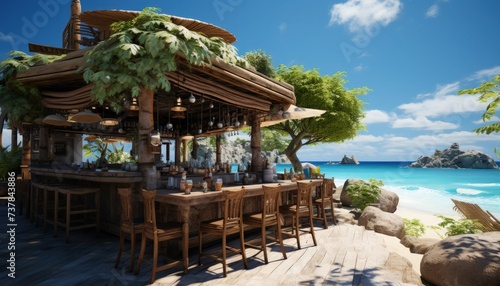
[{"x1": 79, "y1": 10, "x2": 237, "y2": 43}]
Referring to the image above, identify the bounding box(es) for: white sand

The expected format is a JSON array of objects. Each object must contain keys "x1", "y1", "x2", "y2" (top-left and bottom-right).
[{"x1": 378, "y1": 207, "x2": 460, "y2": 275}]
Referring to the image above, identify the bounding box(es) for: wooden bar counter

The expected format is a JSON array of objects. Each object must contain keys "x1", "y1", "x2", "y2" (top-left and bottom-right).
[{"x1": 30, "y1": 165, "x2": 143, "y2": 234}]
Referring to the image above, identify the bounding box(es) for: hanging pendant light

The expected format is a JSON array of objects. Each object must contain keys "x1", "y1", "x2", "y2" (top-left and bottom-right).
[
  {"x1": 189, "y1": 93, "x2": 196, "y2": 103},
  {"x1": 150, "y1": 98, "x2": 161, "y2": 146},
  {"x1": 208, "y1": 100, "x2": 214, "y2": 127},
  {"x1": 171, "y1": 96, "x2": 186, "y2": 112},
  {"x1": 71, "y1": 109, "x2": 102, "y2": 123},
  {"x1": 198, "y1": 97, "x2": 203, "y2": 134},
  {"x1": 181, "y1": 106, "x2": 194, "y2": 141},
  {"x1": 166, "y1": 101, "x2": 173, "y2": 130},
  {"x1": 42, "y1": 114, "x2": 71, "y2": 126},
  {"x1": 217, "y1": 102, "x2": 223, "y2": 128}
]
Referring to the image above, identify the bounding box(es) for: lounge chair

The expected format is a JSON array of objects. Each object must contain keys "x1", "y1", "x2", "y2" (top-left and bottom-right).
[{"x1": 451, "y1": 199, "x2": 500, "y2": 232}]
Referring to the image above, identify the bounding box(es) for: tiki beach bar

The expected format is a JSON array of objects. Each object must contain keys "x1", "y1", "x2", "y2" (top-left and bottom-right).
[{"x1": 1, "y1": 1, "x2": 335, "y2": 284}]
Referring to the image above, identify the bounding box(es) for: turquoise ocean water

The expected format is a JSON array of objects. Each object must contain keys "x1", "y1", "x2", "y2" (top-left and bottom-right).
[{"x1": 276, "y1": 161, "x2": 500, "y2": 218}]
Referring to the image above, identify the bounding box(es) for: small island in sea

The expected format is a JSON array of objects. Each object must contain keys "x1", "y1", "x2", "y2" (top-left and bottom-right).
[{"x1": 409, "y1": 143, "x2": 498, "y2": 169}]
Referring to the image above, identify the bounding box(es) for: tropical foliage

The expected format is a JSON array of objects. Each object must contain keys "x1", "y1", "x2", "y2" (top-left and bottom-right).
[
  {"x1": 403, "y1": 218, "x2": 426, "y2": 238},
  {"x1": 81, "y1": 7, "x2": 247, "y2": 112},
  {"x1": 0, "y1": 51, "x2": 64, "y2": 124},
  {"x1": 458, "y1": 74, "x2": 500, "y2": 156},
  {"x1": 0, "y1": 145, "x2": 22, "y2": 180},
  {"x1": 432, "y1": 215, "x2": 483, "y2": 237},
  {"x1": 345, "y1": 178, "x2": 383, "y2": 211},
  {"x1": 83, "y1": 139, "x2": 134, "y2": 166}
]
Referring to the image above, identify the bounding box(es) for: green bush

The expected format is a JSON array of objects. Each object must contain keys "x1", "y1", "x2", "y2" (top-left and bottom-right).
[
  {"x1": 0, "y1": 145, "x2": 22, "y2": 180},
  {"x1": 345, "y1": 178, "x2": 383, "y2": 211},
  {"x1": 433, "y1": 215, "x2": 483, "y2": 237},
  {"x1": 403, "y1": 218, "x2": 426, "y2": 238}
]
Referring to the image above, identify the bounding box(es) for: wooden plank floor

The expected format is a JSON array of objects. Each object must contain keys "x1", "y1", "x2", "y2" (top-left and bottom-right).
[{"x1": 0, "y1": 203, "x2": 412, "y2": 286}]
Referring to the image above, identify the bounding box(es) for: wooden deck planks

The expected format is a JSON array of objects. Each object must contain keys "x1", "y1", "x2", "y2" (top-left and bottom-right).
[{"x1": 0, "y1": 204, "x2": 413, "y2": 286}]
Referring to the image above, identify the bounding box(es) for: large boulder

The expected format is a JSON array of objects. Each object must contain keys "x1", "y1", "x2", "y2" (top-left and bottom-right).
[
  {"x1": 400, "y1": 235, "x2": 440, "y2": 254},
  {"x1": 420, "y1": 232, "x2": 500, "y2": 286},
  {"x1": 340, "y1": 178, "x2": 360, "y2": 207},
  {"x1": 409, "y1": 143, "x2": 498, "y2": 169},
  {"x1": 358, "y1": 206, "x2": 405, "y2": 238},
  {"x1": 379, "y1": 189, "x2": 399, "y2": 213}
]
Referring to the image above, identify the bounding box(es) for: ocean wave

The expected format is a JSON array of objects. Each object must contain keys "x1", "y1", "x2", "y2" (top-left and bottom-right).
[
  {"x1": 456, "y1": 188, "x2": 483, "y2": 195},
  {"x1": 464, "y1": 183, "x2": 500, "y2": 187}
]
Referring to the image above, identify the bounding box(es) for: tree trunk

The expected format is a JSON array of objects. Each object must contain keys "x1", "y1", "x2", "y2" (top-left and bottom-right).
[
  {"x1": 284, "y1": 132, "x2": 304, "y2": 172},
  {"x1": 11, "y1": 126, "x2": 18, "y2": 148},
  {"x1": 215, "y1": 135, "x2": 221, "y2": 165},
  {"x1": 137, "y1": 87, "x2": 156, "y2": 190}
]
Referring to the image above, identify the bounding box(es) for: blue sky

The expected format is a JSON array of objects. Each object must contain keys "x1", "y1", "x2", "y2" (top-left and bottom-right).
[{"x1": 1, "y1": 0, "x2": 500, "y2": 161}]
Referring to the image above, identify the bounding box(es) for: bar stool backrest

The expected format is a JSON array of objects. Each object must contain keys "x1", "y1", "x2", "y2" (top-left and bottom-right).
[
  {"x1": 222, "y1": 188, "x2": 246, "y2": 229},
  {"x1": 262, "y1": 185, "x2": 281, "y2": 218},
  {"x1": 321, "y1": 179, "x2": 335, "y2": 199},
  {"x1": 117, "y1": 188, "x2": 133, "y2": 226},
  {"x1": 142, "y1": 190, "x2": 158, "y2": 235},
  {"x1": 296, "y1": 181, "x2": 313, "y2": 207}
]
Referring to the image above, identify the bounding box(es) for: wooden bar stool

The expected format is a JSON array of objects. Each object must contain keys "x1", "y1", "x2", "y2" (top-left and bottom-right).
[
  {"x1": 54, "y1": 185, "x2": 100, "y2": 242},
  {"x1": 30, "y1": 182, "x2": 45, "y2": 226},
  {"x1": 115, "y1": 188, "x2": 144, "y2": 272},
  {"x1": 244, "y1": 184, "x2": 287, "y2": 264},
  {"x1": 198, "y1": 187, "x2": 248, "y2": 277},
  {"x1": 313, "y1": 178, "x2": 337, "y2": 229},
  {"x1": 280, "y1": 181, "x2": 317, "y2": 249},
  {"x1": 135, "y1": 190, "x2": 183, "y2": 284}
]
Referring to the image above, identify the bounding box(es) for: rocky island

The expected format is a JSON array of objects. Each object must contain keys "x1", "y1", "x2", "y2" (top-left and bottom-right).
[
  {"x1": 409, "y1": 143, "x2": 498, "y2": 169},
  {"x1": 340, "y1": 155, "x2": 359, "y2": 165}
]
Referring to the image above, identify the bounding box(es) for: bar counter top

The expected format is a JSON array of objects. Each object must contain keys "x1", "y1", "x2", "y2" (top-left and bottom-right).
[{"x1": 30, "y1": 165, "x2": 144, "y2": 183}]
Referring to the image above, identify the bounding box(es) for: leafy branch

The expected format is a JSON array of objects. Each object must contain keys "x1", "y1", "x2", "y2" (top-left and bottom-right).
[{"x1": 81, "y1": 7, "x2": 248, "y2": 112}]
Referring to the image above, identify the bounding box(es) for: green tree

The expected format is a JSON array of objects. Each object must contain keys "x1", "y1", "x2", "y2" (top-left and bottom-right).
[
  {"x1": 260, "y1": 128, "x2": 289, "y2": 152},
  {"x1": 243, "y1": 50, "x2": 275, "y2": 78},
  {"x1": 271, "y1": 65, "x2": 369, "y2": 171},
  {"x1": 458, "y1": 74, "x2": 500, "y2": 156}
]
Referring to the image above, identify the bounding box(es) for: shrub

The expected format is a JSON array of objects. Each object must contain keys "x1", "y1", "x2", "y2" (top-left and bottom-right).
[
  {"x1": 433, "y1": 215, "x2": 483, "y2": 237},
  {"x1": 403, "y1": 218, "x2": 426, "y2": 238},
  {"x1": 345, "y1": 178, "x2": 383, "y2": 211}
]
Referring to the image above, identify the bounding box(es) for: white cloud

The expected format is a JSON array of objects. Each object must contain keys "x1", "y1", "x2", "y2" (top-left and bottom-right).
[
  {"x1": 329, "y1": 0, "x2": 402, "y2": 32},
  {"x1": 278, "y1": 23, "x2": 287, "y2": 32},
  {"x1": 398, "y1": 83, "x2": 485, "y2": 117},
  {"x1": 353, "y1": 64, "x2": 367, "y2": 71},
  {"x1": 0, "y1": 32, "x2": 13, "y2": 42},
  {"x1": 467, "y1": 66, "x2": 500, "y2": 82},
  {"x1": 363, "y1": 109, "x2": 392, "y2": 124},
  {"x1": 392, "y1": 116, "x2": 459, "y2": 130},
  {"x1": 426, "y1": 4, "x2": 439, "y2": 18}
]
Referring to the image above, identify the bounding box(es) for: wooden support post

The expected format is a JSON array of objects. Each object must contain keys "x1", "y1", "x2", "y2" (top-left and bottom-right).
[
  {"x1": 250, "y1": 112, "x2": 263, "y2": 181},
  {"x1": 137, "y1": 87, "x2": 156, "y2": 190}
]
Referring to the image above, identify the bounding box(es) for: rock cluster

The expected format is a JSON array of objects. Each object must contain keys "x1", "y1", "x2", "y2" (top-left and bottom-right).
[
  {"x1": 409, "y1": 143, "x2": 498, "y2": 169},
  {"x1": 340, "y1": 155, "x2": 359, "y2": 164},
  {"x1": 195, "y1": 137, "x2": 289, "y2": 166}
]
